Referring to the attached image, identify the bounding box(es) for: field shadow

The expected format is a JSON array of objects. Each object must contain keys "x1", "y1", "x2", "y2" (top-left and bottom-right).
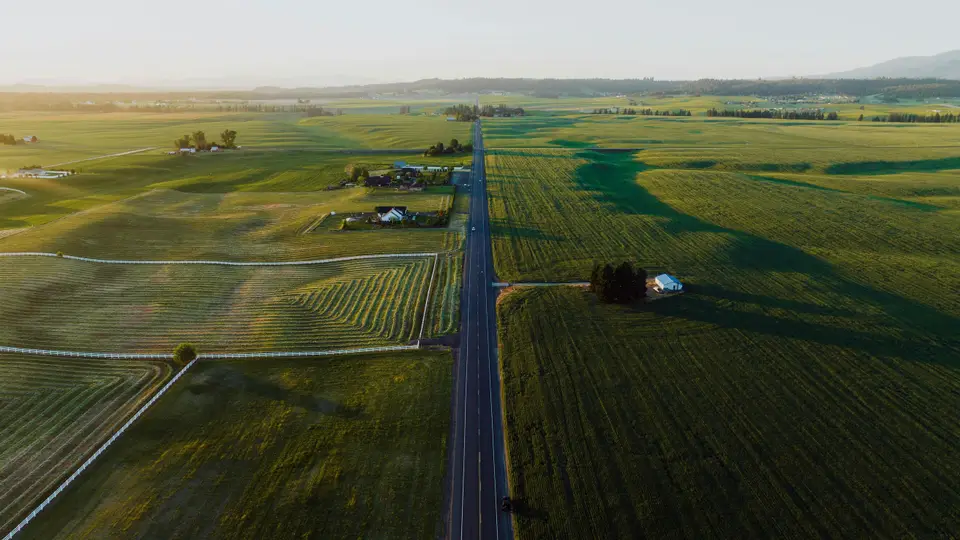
[
  {"x1": 568, "y1": 150, "x2": 960, "y2": 365},
  {"x1": 826, "y1": 157, "x2": 960, "y2": 176},
  {"x1": 747, "y1": 175, "x2": 942, "y2": 211},
  {"x1": 189, "y1": 366, "x2": 361, "y2": 417},
  {"x1": 693, "y1": 284, "x2": 859, "y2": 317}
]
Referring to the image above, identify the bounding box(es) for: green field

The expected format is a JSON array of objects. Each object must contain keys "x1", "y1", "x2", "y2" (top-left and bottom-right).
[
  {"x1": 499, "y1": 287, "x2": 960, "y2": 538},
  {"x1": 487, "y1": 116, "x2": 960, "y2": 537},
  {"x1": 0, "y1": 354, "x2": 172, "y2": 536},
  {"x1": 0, "y1": 255, "x2": 447, "y2": 353},
  {"x1": 20, "y1": 351, "x2": 451, "y2": 539},
  {"x1": 481, "y1": 113, "x2": 960, "y2": 149},
  {"x1": 0, "y1": 111, "x2": 472, "y2": 171}
]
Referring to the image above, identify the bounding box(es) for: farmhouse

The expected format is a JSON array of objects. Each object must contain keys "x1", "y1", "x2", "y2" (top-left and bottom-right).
[
  {"x1": 653, "y1": 274, "x2": 683, "y2": 293},
  {"x1": 376, "y1": 206, "x2": 407, "y2": 222},
  {"x1": 22, "y1": 136, "x2": 37, "y2": 143}
]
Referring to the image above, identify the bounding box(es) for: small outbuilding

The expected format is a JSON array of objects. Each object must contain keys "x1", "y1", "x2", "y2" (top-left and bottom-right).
[{"x1": 653, "y1": 274, "x2": 683, "y2": 293}]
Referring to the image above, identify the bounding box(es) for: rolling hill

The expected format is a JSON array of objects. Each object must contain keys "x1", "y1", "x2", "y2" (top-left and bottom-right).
[{"x1": 825, "y1": 50, "x2": 960, "y2": 80}]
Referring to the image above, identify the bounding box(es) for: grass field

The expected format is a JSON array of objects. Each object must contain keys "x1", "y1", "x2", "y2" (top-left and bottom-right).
[
  {"x1": 0, "y1": 354, "x2": 172, "y2": 536},
  {"x1": 20, "y1": 351, "x2": 451, "y2": 540},
  {"x1": 487, "y1": 117, "x2": 960, "y2": 537},
  {"x1": 481, "y1": 113, "x2": 960, "y2": 149},
  {"x1": 499, "y1": 287, "x2": 960, "y2": 538},
  {"x1": 0, "y1": 111, "x2": 472, "y2": 171},
  {"x1": 0, "y1": 164, "x2": 464, "y2": 260},
  {"x1": 0, "y1": 255, "x2": 445, "y2": 353}
]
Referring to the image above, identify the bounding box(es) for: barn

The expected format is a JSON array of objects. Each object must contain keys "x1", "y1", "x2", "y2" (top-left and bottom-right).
[{"x1": 653, "y1": 274, "x2": 683, "y2": 293}]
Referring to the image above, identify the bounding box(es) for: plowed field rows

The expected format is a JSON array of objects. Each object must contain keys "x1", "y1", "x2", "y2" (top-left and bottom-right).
[
  {"x1": 0, "y1": 256, "x2": 436, "y2": 353},
  {"x1": 0, "y1": 354, "x2": 171, "y2": 536}
]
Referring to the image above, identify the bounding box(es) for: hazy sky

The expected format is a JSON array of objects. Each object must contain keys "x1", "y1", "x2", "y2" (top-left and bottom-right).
[{"x1": 4, "y1": 0, "x2": 958, "y2": 87}]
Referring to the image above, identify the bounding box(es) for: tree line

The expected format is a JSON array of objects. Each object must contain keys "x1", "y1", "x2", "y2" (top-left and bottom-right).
[
  {"x1": 590, "y1": 262, "x2": 647, "y2": 304},
  {"x1": 304, "y1": 106, "x2": 344, "y2": 117},
  {"x1": 174, "y1": 129, "x2": 238, "y2": 150},
  {"x1": 706, "y1": 108, "x2": 839, "y2": 120},
  {"x1": 875, "y1": 112, "x2": 960, "y2": 123},
  {"x1": 592, "y1": 108, "x2": 692, "y2": 116},
  {"x1": 425, "y1": 138, "x2": 472, "y2": 156},
  {"x1": 442, "y1": 104, "x2": 526, "y2": 122},
  {"x1": 1, "y1": 134, "x2": 20, "y2": 145}
]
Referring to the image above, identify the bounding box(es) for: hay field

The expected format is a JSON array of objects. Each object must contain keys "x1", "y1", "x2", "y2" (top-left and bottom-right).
[
  {"x1": 499, "y1": 287, "x2": 960, "y2": 539},
  {"x1": 0, "y1": 354, "x2": 172, "y2": 536},
  {"x1": 487, "y1": 119, "x2": 960, "y2": 538},
  {"x1": 0, "y1": 255, "x2": 441, "y2": 353},
  {"x1": 20, "y1": 352, "x2": 451, "y2": 540}
]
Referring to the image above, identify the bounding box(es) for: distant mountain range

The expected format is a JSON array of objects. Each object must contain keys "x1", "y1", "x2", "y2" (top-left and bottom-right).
[{"x1": 825, "y1": 50, "x2": 960, "y2": 80}]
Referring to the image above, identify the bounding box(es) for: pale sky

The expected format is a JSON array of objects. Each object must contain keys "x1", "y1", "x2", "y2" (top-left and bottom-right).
[{"x1": 4, "y1": 0, "x2": 958, "y2": 87}]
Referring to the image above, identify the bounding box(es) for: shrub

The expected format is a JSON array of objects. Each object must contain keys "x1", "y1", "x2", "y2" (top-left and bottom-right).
[{"x1": 173, "y1": 343, "x2": 198, "y2": 365}]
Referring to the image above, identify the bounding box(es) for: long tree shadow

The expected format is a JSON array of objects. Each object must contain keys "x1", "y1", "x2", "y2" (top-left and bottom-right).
[
  {"x1": 826, "y1": 157, "x2": 960, "y2": 176},
  {"x1": 569, "y1": 150, "x2": 960, "y2": 365}
]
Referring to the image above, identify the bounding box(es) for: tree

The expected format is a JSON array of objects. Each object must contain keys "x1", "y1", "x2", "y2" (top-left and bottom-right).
[
  {"x1": 174, "y1": 134, "x2": 191, "y2": 149},
  {"x1": 858, "y1": 114, "x2": 864, "y2": 121},
  {"x1": 220, "y1": 129, "x2": 238, "y2": 148},
  {"x1": 450, "y1": 138, "x2": 460, "y2": 151},
  {"x1": 435, "y1": 142, "x2": 445, "y2": 154},
  {"x1": 173, "y1": 343, "x2": 197, "y2": 365},
  {"x1": 591, "y1": 261, "x2": 647, "y2": 304},
  {"x1": 192, "y1": 131, "x2": 207, "y2": 151}
]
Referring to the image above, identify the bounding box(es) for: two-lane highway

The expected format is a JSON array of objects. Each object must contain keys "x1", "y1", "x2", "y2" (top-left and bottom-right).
[{"x1": 448, "y1": 121, "x2": 512, "y2": 540}]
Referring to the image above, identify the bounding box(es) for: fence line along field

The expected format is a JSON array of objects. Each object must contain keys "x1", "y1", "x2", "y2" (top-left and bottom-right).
[
  {"x1": 20, "y1": 352, "x2": 452, "y2": 540},
  {"x1": 0, "y1": 256, "x2": 440, "y2": 353},
  {"x1": 0, "y1": 353, "x2": 172, "y2": 537},
  {"x1": 499, "y1": 287, "x2": 960, "y2": 539}
]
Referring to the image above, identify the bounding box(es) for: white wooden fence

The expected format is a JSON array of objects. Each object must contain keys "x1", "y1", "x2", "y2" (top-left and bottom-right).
[{"x1": 0, "y1": 251, "x2": 438, "y2": 267}]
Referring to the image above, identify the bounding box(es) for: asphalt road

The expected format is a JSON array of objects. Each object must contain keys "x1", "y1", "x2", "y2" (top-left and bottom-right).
[{"x1": 448, "y1": 121, "x2": 512, "y2": 540}]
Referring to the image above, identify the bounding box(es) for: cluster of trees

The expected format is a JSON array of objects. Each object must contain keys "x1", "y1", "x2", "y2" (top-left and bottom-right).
[
  {"x1": 1, "y1": 134, "x2": 20, "y2": 145},
  {"x1": 480, "y1": 104, "x2": 525, "y2": 117},
  {"x1": 305, "y1": 106, "x2": 343, "y2": 117},
  {"x1": 592, "y1": 108, "x2": 692, "y2": 116},
  {"x1": 873, "y1": 112, "x2": 960, "y2": 123},
  {"x1": 443, "y1": 104, "x2": 480, "y2": 122},
  {"x1": 174, "y1": 129, "x2": 238, "y2": 150},
  {"x1": 425, "y1": 138, "x2": 472, "y2": 156},
  {"x1": 442, "y1": 104, "x2": 526, "y2": 121},
  {"x1": 345, "y1": 164, "x2": 371, "y2": 182},
  {"x1": 707, "y1": 108, "x2": 839, "y2": 120},
  {"x1": 590, "y1": 262, "x2": 647, "y2": 304}
]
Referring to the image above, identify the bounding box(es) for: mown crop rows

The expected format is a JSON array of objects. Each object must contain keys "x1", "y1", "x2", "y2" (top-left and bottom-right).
[
  {"x1": 425, "y1": 254, "x2": 463, "y2": 337},
  {"x1": 500, "y1": 287, "x2": 960, "y2": 539},
  {"x1": 0, "y1": 256, "x2": 437, "y2": 353},
  {"x1": 22, "y1": 352, "x2": 451, "y2": 540},
  {"x1": 0, "y1": 354, "x2": 171, "y2": 536},
  {"x1": 487, "y1": 140, "x2": 960, "y2": 537}
]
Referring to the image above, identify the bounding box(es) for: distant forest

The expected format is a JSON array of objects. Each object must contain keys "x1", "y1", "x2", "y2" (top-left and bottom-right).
[{"x1": 3, "y1": 77, "x2": 960, "y2": 112}]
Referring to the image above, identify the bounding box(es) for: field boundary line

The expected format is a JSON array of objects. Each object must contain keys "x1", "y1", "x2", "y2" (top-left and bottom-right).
[
  {"x1": 2, "y1": 357, "x2": 198, "y2": 540},
  {"x1": 0, "y1": 188, "x2": 27, "y2": 196},
  {"x1": 0, "y1": 251, "x2": 442, "y2": 267},
  {"x1": 0, "y1": 344, "x2": 421, "y2": 360},
  {"x1": 45, "y1": 147, "x2": 157, "y2": 168}
]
